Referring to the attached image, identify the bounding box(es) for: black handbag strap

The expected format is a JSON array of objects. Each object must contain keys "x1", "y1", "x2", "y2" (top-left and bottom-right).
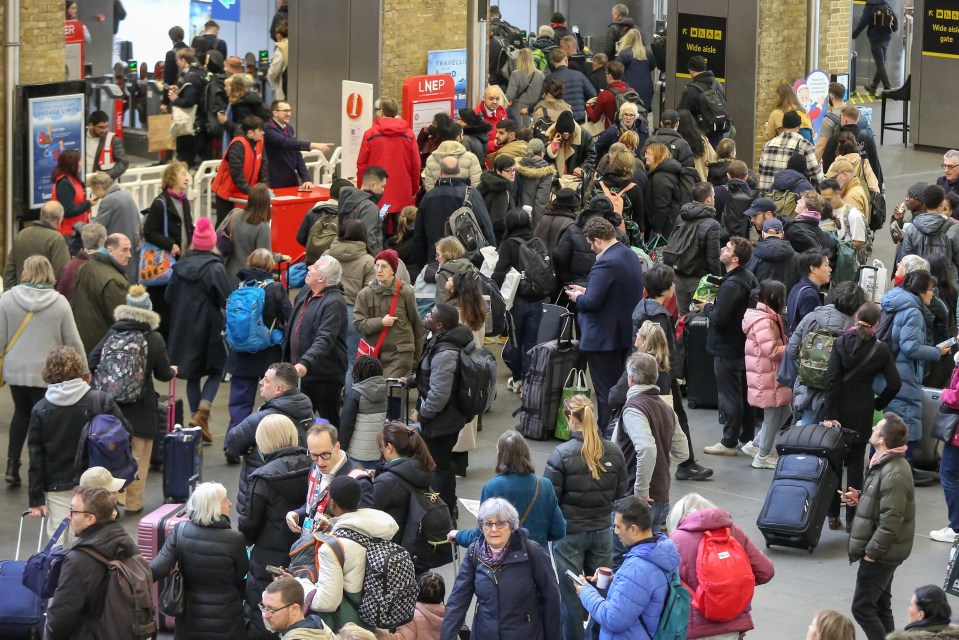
[{"x1": 843, "y1": 340, "x2": 880, "y2": 383}]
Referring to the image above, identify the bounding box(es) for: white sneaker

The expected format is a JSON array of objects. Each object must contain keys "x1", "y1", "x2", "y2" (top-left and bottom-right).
[
  {"x1": 752, "y1": 453, "x2": 778, "y2": 470},
  {"x1": 930, "y1": 526, "x2": 958, "y2": 543},
  {"x1": 703, "y1": 442, "x2": 739, "y2": 456},
  {"x1": 507, "y1": 377, "x2": 522, "y2": 394},
  {"x1": 740, "y1": 441, "x2": 760, "y2": 457}
]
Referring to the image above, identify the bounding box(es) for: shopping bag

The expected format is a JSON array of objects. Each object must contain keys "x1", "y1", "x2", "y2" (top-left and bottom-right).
[
  {"x1": 945, "y1": 535, "x2": 959, "y2": 596},
  {"x1": 555, "y1": 370, "x2": 590, "y2": 441},
  {"x1": 148, "y1": 114, "x2": 175, "y2": 151}
]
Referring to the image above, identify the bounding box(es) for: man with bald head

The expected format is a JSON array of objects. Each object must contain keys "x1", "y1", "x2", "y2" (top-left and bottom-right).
[
  {"x1": 474, "y1": 86, "x2": 510, "y2": 153},
  {"x1": 2, "y1": 201, "x2": 70, "y2": 290},
  {"x1": 414, "y1": 155, "x2": 495, "y2": 266},
  {"x1": 72, "y1": 233, "x2": 132, "y2": 351}
]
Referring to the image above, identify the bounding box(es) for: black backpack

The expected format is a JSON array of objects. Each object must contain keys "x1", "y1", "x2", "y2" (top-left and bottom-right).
[
  {"x1": 491, "y1": 19, "x2": 524, "y2": 47},
  {"x1": 444, "y1": 187, "x2": 488, "y2": 257},
  {"x1": 392, "y1": 475, "x2": 454, "y2": 572},
  {"x1": 664, "y1": 219, "x2": 705, "y2": 276},
  {"x1": 651, "y1": 33, "x2": 667, "y2": 72},
  {"x1": 476, "y1": 271, "x2": 509, "y2": 337},
  {"x1": 872, "y1": 4, "x2": 898, "y2": 33},
  {"x1": 695, "y1": 84, "x2": 729, "y2": 132},
  {"x1": 453, "y1": 340, "x2": 496, "y2": 421},
  {"x1": 608, "y1": 85, "x2": 646, "y2": 114},
  {"x1": 875, "y1": 311, "x2": 898, "y2": 356},
  {"x1": 722, "y1": 184, "x2": 758, "y2": 241},
  {"x1": 203, "y1": 72, "x2": 227, "y2": 136},
  {"x1": 676, "y1": 166, "x2": 700, "y2": 207},
  {"x1": 516, "y1": 237, "x2": 557, "y2": 299},
  {"x1": 532, "y1": 115, "x2": 554, "y2": 143}
]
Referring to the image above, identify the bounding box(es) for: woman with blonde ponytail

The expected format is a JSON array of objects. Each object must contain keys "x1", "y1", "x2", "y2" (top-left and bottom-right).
[{"x1": 544, "y1": 394, "x2": 629, "y2": 640}]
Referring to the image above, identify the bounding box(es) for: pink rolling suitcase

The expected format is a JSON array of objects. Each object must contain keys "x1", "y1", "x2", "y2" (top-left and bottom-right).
[{"x1": 138, "y1": 503, "x2": 188, "y2": 630}]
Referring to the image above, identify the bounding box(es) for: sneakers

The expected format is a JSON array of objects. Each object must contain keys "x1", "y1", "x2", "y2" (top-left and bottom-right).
[
  {"x1": 740, "y1": 441, "x2": 760, "y2": 457},
  {"x1": 703, "y1": 442, "x2": 739, "y2": 456},
  {"x1": 675, "y1": 462, "x2": 714, "y2": 481},
  {"x1": 507, "y1": 377, "x2": 523, "y2": 395},
  {"x1": 752, "y1": 453, "x2": 778, "y2": 470},
  {"x1": 930, "y1": 526, "x2": 958, "y2": 543}
]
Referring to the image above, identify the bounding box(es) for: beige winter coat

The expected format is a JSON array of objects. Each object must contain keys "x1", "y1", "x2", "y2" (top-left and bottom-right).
[{"x1": 422, "y1": 141, "x2": 483, "y2": 191}]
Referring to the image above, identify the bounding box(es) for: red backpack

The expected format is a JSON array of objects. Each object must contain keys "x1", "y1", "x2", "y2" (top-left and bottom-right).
[{"x1": 692, "y1": 527, "x2": 755, "y2": 622}]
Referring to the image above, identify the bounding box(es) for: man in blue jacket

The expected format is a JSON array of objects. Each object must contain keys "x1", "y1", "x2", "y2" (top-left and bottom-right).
[
  {"x1": 544, "y1": 49, "x2": 596, "y2": 122},
  {"x1": 786, "y1": 249, "x2": 830, "y2": 333},
  {"x1": 566, "y1": 216, "x2": 644, "y2": 430},
  {"x1": 264, "y1": 100, "x2": 331, "y2": 188},
  {"x1": 576, "y1": 496, "x2": 680, "y2": 640}
]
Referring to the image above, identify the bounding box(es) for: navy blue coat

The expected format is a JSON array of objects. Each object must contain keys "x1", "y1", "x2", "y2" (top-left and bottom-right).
[
  {"x1": 263, "y1": 119, "x2": 312, "y2": 188},
  {"x1": 543, "y1": 66, "x2": 597, "y2": 121},
  {"x1": 616, "y1": 47, "x2": 657, "y2": 111},
  {"x1": 575, "y1": 241, "x2": 645, "y2": 352},
  {"x1": 441, "y1": 528, "x2": 562, "y2": 640}
]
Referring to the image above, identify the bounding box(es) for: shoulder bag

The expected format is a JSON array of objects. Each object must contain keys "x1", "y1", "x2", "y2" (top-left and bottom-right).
[
  {"x1": 357, "y1": 279, "x2": 402, "y2": 359},
  {"x1": 158, "y1": 525, "x2": 185, "y2": 617},
  {"x1": 519, "y1": 477, "x2": 541, "y2": 526},
  {"x1": 0, "y1": 311, "x2": 34, "y2": 387},
  {"x1": 170, "y1": 83, "x2": 198, "y2": 138},
  {"x1": 139, "y1": 198, "x2": 177, "y2": 286},
  {"x1": 216, "y1": 209, "x2": 239, "y2": 256}
]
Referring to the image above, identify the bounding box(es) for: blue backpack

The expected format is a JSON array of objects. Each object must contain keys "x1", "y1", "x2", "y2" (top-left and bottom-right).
[
  {"x1": 75, "y1": 396, "x2": 137, "y2": 489},
  {"x1": 225, "y1": 281, "x2": 272, "y2": 353}
]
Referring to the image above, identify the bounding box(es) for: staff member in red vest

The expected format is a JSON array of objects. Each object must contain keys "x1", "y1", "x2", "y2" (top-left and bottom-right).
[
  {"x1": 212, "y1": 115, "x2": 270, "y2": 226},
  {"x1": 51, "y1": 149, "x2": 91, "y2": 236},
  {"x1": 84, "y1": 111, "x2": 129, "y2": 180}
]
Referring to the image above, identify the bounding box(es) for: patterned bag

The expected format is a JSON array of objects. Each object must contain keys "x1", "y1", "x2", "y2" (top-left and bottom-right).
[
  {"x1": 335, "y1": 529, "x2": 417, "y2": 629},
  {"x1": 94, "y1": 330, "x2": 148, "y2": 404},
  {"x1": 139, "y1": 198, "x2": 176, "y2": 286}
]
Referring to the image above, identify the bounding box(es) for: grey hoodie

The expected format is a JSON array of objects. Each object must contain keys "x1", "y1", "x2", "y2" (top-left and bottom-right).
[
  {"x1": 45, "y1": 378, "x2": 91, "y2": 406},
  {"x1": 340, "y1": 375, "x2": 388, "y2": 462},
  {"x1": 0, "y1": 285, "x2": 86, "y2": 387},
  {"x1": 787, "y1": 304, "x2": 855, "y2": 412},
  {"x1": 337, "y1": 186, "x2": 384, "y2": 254},
  {"x1": 901, "y1": 213, "x2": 959, "y2": 281}
]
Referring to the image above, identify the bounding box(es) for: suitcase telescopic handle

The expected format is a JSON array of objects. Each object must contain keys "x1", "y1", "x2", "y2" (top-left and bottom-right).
[{"x1": 16, "y1": 511, "x2": 46, "y2": 562}]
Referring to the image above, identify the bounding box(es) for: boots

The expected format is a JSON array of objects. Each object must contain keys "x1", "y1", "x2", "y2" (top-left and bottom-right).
[
  {"x1": 5, "y1": 458, "x2": 20, "y2": 487},
  {"x1": 190, "y1": 400, "x2": 213, "y2": 444}
]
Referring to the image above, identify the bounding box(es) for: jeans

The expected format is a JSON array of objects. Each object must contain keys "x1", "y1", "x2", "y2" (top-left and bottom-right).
[
  {"x1": 829, "y1": 440, "x2": 867, "y2": 523},
  {"x1": 714, "y1": 356, "x2": 755, "y2": 448},
  {"x1": 344, "y1": 304, "x2": 361, "y2": 393},
  {"x1": 300, "y1": 380, "x2": 343, "y2": 427},
  {"x1": 942, "y1": 444, "x2": 959, "y2": 530},
  {"x1": 8, "y1": 385, "x2": 46, "y2": 463},
  {"x1": 508, "y1": 298, "x2": 544, "y2": 380},
  {"x1": 227, "y1": 375, "x2": 259, "y2": 434},
  {"x1": 795, "y1": 407, "x2": 821, "y2": 427},
  {"x1": 586, "y1": 349, "x2": 630, "y2": 432},
  {"x1": 870, "y1": 40, "x2": 891, "y2": 91},
  {"x1": 852, "y1": 559, "x2": 898, "y2": 640},
  {"x1": 186, "y1": 372, "x2": 222, "y2": 413},
  {"x1": 552, "y1": 528, "x2": 614, "y2": 640},
  {"x1": 755, "y1": 404, "x2": 792, "y2": 457},
  {"x1": 423, "y1": 432, "x2": 460, "y2": 516}
]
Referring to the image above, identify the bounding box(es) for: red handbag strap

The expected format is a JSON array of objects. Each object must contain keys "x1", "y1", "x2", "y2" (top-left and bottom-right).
[{"x1": 373, "y1": 279, "x2": 403, "y2": 355}]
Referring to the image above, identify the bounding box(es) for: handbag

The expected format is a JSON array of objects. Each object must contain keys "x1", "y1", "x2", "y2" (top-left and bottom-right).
[
  {"x1": 933, "y1": 406, "x2": 959, "y2": 442},
  {"x1": 139, "y1": 198, "x2": 177, "y2": 286},
  {"x1": 215, "y1": 209, "x2": 239, "y2": 256},
  {"x1": 169, "y1": 85, "x2": 197, "y2": 138},
  {"x1": 777, "y1": 351, "x2": 798, "y2": 389},
  {"x1": 358, "y1": 280, "x2": 402, "y2": 359},
  {"x1": 0, "y1": 311, "x2": 34, "y2": 388},
  {"x1": 555, "y1": 369, "x2": 590, "y2": 441},
  {"x1": 22, "y1": 517, "x2": 69, "y2": 598},
  {"x1": 159, "y1": 525, "x2": 185, "y2": 617}
]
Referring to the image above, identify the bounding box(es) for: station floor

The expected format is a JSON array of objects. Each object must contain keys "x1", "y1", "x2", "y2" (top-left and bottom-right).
[{"x1": 1, "y1": 101, "x2": 954, "y2": 638}]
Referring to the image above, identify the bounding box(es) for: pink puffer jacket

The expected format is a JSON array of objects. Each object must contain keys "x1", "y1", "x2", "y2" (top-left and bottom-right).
[{"x1": 742, "y1": 303, "x2": 793, "y2": 408}]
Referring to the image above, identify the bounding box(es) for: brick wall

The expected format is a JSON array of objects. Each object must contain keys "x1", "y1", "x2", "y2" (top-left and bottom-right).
[
  {"x1": 753, "y1": 0, "x2": 809, "y2": 168},
  {"x1": 819, "y1": 0, "x2": 852, "y2": 76},
  {"x1": 0, "y1": 0, "x2": 65, "y2": 260},
  {"x1": 380, "y1": 0, "x2": 468, "y2": 101}
]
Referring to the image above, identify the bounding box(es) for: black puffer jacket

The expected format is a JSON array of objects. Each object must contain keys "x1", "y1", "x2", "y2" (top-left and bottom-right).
[
  {"x1": 647, "y1": 158, "x2": 683, "y2": 236},
  {"x1": 414, "y1": 324, "x2": 475, "y2": 438},
  {"x1": 225, "y1": 267, "x2": 292, "y2": 378},
  {"x1": 784, "y1": 216, "x2": 838, "y2": 260},
  {"x1": 28, "y1": 386, "x2": 130, "y2": 508},
  {"x1": 150, "y1": 517, "x2": 248, "y2": 640},
  {"x1": 675, "y1": 201, "x2": 722, "y2": 277},
  {"x1": 284, "y1": 284, "x2": 348, "y2": 383},
  {"x1": 544, "y1": 433, "x2": 628, "y2": 534},
  {"x1": 745, "y1": 237, "x2": 800, "y2": 298},
  {"x1": 477, "y1": 170, "x2": 514, "y2": 241},
  {"x1": 553, "y1": 199, "x2": 630, "y2": 287},
  {"x1": 643, "y1": 128, "x2": 694, "y2": 167},
  {"x1": 373, "y1": 456, "x2": 434, "y2": 544},
  {"x1": 224, "y1": 389, "x2": 315, "y2": 516},
  {"x1": 238, "y1": 446, "x2": 311, "y2": 577}
]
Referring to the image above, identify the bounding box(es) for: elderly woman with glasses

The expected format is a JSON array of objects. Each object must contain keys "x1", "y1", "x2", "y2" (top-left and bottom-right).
[
  {"x1": 441, "y1": 497, "x2": 562, "y2": 640},
  {"x1": 151, "y1": 482, "x2": 248, "y2": 640}
]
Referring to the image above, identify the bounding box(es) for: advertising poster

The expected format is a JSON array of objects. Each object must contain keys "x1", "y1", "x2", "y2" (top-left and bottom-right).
[
  {"x1": 342, "y1": 81, "x2": 374, "y2": 182},
  {"x1": 792, "y1": 70, "x2": 831, "y2": 137},
  {"x1": 28, "y1": 94, "x2": 85, "y2": 208},
  {"x1": 190, "y1": 0, "x2": 213, "y2": 40},
  {"x1": 428, "y1": 49, "x2": 467, "y2": 109}
]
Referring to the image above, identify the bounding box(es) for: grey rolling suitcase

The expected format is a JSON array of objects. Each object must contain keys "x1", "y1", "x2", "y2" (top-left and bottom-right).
[
  {"x1": 918, "y1": 387, "x2": 945, "y2": 471},
  {"x1": 515, "y1": 332, "x2": 579, "y2": 440}
]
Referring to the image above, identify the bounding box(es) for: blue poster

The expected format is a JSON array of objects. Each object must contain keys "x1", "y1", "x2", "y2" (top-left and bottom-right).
[
  {"x1": 428, "y1": 49, "x2": 467, "y2": 109},
  {"x1": 28, "y1": 94, "x2": 85, "y2": 208},
  {"x1": 211, "y1": 0, "x2": 240, "y2": 23}
]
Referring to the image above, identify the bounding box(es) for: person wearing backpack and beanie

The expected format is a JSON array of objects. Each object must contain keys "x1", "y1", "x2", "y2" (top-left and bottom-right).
[
  {"x1": 166, "y1": 218, "x2": 232, "y2": 444},
  {"x1": 546, "y1": 111, "x2": 597, "y2": 178},
  {"x1": 667, "y1": 493, "x2": 775, "y2": 639},
  {"x1": 373, "y1": 421, "x2": 437, "y2": 544},
  {"x1": 741, "y1": 280, "x2": 793, "y2": 470},
  {"x1": 448, "y1": 430, "x2": 566, "y2": 550},
  {"x1": 443, "y1": 497, "x2": 562, "y2": 640},
  {"x1": 238, "y1": 414, "x2": 312, "y2": 640},
  {"x1": 339, "y1": 356, "x2": 388, "y2": 469},
  {"x1": 353, "y1": 248, "x2": 425, "y2": 380},
  {"x1": 223, "y1": 249, "x2": 293, "y2": 438},
  {"x1": 88, "y1": 285, "x2": 177, "y2": 514},
  {"x1": 545, "y1": 394, "x2": 628, "y2": 640},
  {"x1": 150, "y1": 482, "x2": 248, "y2": 640},
  {"x1": 677, "y1": 55, "x2": 727, "y2": 148},
  {"x1": 44, "y1": 486, "x2": 144, "y2": 640},
  {"x1": 853, "y1": 0, "x2": 897, "y2": 95},
  {"x1": 493, "y1": 208, "x2": 548, "y2": 390},
  {"x1": 27, "y1": 346, "x2": 130, "y2": 545},
  {"x1": 668, "y1": 181, "x2": 722, "y2": 314},
  {"x1": 821, "y1": 302, "x2": 901, "y2": 533}
]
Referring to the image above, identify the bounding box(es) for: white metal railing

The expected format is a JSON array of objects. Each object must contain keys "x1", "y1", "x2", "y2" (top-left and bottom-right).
[
  {"x1": 117, "y1": 165, "x2": 167, "y2": 211},
  {"x1": 191, "y1": 160, "x2": 221, "y2": 220}
]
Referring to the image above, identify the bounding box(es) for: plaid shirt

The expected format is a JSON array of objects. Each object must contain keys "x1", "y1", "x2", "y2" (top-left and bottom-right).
[{"x1": 757, "y1": 131, "x2": 823, "y2": 191}]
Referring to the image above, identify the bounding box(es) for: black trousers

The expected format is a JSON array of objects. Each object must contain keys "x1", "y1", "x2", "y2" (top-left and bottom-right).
[
  {"x1": 423, "y1": 431, "x2": 460, "y2": 517},
  {"x1": 715, "y1": 355, "x2": 755, "y2": 448},
  {"x1": 829, "y1": 440, "x2": 867, "y2": 522},
  {"x1": 671, "y1": 376, "x2": 697, "y2": 466},
  {"x1": 8, "y1": 385, "x2": 46, "y2": 463},
  {"x1": 852, "y1": 559, "x2": 898, "y2": 640},
  {"x1": 175, "y1": 134, "x2": 197, "y2": 168},
  {"x1": 585, "y1": 348, "x2": 630, "y2": 431},
  {"x1": 300, "y1": 380, "x2": 343, "y2": 427},
  {"x1": 870, "y1": 40, "x2": 892, "y2": 91}
]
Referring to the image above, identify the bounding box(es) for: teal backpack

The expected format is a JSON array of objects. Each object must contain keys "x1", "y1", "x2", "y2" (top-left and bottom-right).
[{"x1": 640, "y1": 568, "x2": 691, "y2": 640}]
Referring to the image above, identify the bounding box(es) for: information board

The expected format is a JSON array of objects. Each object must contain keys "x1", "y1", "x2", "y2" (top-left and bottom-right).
[
  {"x1": 28, "y1": 94, "x2": 85, "y2": 208},
  {"x1": 676, "y1": 13, "x2": 727, "y2": 81},
  {"x1": 923, "y1": 0, "x2": 959, "y2": 58}
]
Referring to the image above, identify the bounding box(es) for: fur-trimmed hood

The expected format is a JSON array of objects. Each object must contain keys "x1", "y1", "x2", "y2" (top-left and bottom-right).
[
  {"x1": 516, "y1": 157, "x2": 556, "y2": 179},
  {"x1": 113, "y1": 304, "x2": 161, "y2": 330},
  {"x1": 885, "y1": 627, "x2": 959, "y2": 639}
]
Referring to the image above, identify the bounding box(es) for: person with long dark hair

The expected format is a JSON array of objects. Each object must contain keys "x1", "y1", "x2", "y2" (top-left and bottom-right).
[
  {"x1": 338, "y1": 355, "x2": 387, "y2": 469},
  {"x1": 222, "y1": 183, "x2": 290, "y2": 284},
  {"x1": 51, "y1": 149, "x2": 92, "y2": 236},
  {"x1": 373, "y1": 421, "x2": 436, "y2": 547},
  {"x1": 822, "y1": 302, "x2": 901, "y2": 532},
  {"x1": 446, "y1": 271, "x2": 487, "y2": 475},
  {"x1": 676, "y1": 109, "x2": 715, "y2": 181}
]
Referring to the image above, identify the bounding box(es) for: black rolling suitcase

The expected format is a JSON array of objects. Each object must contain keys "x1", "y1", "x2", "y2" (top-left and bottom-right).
[
  {"x1": 386, "y1": 378, "x2": 410, "y2": 424},
  {"x1": 161, "y1": 380, "x2": 202, "y2": 503},
  {"x1": 682, "y1": 314, "x2": 717, "y2": 409},
  {"x1": 776, "y1": 423, "x2": 850, "y2": 474},
  {"x1": 757, "y1": 453, "x2": 838, "y2": 552},
  {"x1": 537, "y1": 304, "x2": 575, "y2": 344},
  {"x1": 150, "y1": 393, "x2": 184, "y2": 470},
  {"x1": 515, "y1": 333, "x2": 580, "y2": 440}
]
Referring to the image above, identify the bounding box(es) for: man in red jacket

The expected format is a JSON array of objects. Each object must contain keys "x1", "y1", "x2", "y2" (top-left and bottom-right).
[
  {"x1": 585, "y1": 61, "x2": 630, "y2": 130},
  {"x1": 356, "y1": 97, "x2": 420, "y2": 228},
  {"x1": 474, "y1": 86, "x2": 509, "y2": 152}
]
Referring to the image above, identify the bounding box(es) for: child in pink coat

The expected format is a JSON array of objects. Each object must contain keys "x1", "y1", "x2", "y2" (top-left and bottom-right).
[{"x1": 741, "y1": 280, "x2": 793, "y2": 470}]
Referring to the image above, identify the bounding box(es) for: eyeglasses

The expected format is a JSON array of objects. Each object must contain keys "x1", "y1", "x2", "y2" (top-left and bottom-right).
[
  {"x1": 275, "y1": 108, "x2": 292, "y2": 113},
  {"x1": 258, "y1": 603, "x2": 295, "y2": 616},
  {"x1": 621, "y1": 113, "x2": 637, "y2": 119},
  {"x1": 944, "y1": 164, "x2": 959, "y2": 170},
  {"x1": 68, "y1": 508, "x2": 93, "y2": 517},
  {"x1": 480, "y1": 520, "x2": 509, "y2": 531},
  {"x1": 309, "y1": 451, "x2": 335, "y2": 461}
]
